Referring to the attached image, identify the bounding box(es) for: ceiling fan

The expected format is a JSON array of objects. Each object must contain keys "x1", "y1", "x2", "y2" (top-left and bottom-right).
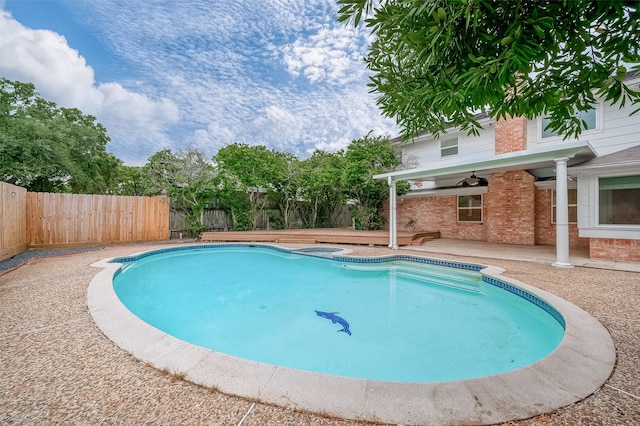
[{"x1": 456, "y1": 172, "x2": 488, "y2": 187}]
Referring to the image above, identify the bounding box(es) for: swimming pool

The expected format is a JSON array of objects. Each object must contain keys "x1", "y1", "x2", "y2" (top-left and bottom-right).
[
  {"x1": 88, "y1": 244, "x2": 616, "y2": 425},
  {"x1": 112, "y1": 245, "x2": 564, "y2": 382}
]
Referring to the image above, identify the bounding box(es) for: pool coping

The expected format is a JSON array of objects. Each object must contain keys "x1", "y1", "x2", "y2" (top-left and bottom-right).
[{"x1": 87, "y1": 244, "x2": 616, "y2": 425}]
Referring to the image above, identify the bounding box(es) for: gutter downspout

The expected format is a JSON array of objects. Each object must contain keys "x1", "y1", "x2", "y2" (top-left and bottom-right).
[{"x1": 553, "y1": 157, "x2": 573, "y2": 268}]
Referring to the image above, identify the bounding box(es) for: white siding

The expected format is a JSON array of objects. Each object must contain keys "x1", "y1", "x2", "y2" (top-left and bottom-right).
[
  {"x1": 400, "y1": 124, "x2": 496, "y2": 167},
  {"x1": 528, "y1": 80, "x2": 640, "y2": 157}
]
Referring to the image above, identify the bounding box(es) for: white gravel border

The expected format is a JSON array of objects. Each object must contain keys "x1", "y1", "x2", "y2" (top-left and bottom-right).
[{"x1": 87, "y1": 245, "x2": 616, "y2": 425}]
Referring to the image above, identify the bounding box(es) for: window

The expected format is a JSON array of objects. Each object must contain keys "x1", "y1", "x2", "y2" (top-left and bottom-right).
[
  {"x1": 441, "y1": 137, "x2": 458, "y2": 157},
  {"x1": 458, "y1": 195, "x2": 482, "y2": 222},
  {"x1": 598, "y1": 175, "x2": 640, "y2": 225},
  {"x1": 552, "y1": 189, "x2": 578, "y2": 224},
  {"x1": 541, "y1": 108, "x2": 597, "y2": 138}
]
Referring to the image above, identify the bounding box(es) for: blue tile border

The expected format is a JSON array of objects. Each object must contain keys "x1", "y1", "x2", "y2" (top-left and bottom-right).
[
  {"x1": 482, "y1": 276, "x2": 566, "y2": 328},
  {"x1": 332, "y1": 254, "x2": 483, "y2": 271},
  {"x1": 110, "y1": 243, "x2": 564, "y2": 328}
]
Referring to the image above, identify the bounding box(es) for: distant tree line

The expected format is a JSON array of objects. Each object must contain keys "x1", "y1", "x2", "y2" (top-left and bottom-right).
[{"x1": 0, "y1": 78, "x2": 405, "y2": 232}]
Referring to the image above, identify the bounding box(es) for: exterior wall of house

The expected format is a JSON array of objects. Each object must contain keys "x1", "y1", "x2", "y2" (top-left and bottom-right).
[
  {"x1": 389, "y1": 78, "x2": 639, "y2": 261},
  {"x1": 534, "y1": 188, "x2": 589, "y2": 249},
  {"x1": 590, "y1": 238, "x2": 640, "y2": 262},
  {"x1": 527, "y1": 79, "x2": 640, "y2": 156},
  {"x1": 400, "y1": 80, "x2": 639, "y2": 167},
  {"x1": 392, "y1": 179, "x2": 594, "y2": 249},
  {"x1": 485, "y1": 170, "x2": 536, "y2": 245},
  {"x1": 495, "y1": 116, "x2": 527, "y2": 154},
  {"x1": 393, "y1": 195, "x2": 487, "y2": 241},
  {"x1": 573, "y1": 165, "x2": 640, "y2": 241},
  {"x1": 399, "y1": 124, "x2": 496, "y2": 166}
]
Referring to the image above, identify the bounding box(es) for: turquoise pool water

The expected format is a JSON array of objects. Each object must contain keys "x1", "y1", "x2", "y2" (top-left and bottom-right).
[{"x1": 112, "y1": 245, "x2": 564, "y2": 382}]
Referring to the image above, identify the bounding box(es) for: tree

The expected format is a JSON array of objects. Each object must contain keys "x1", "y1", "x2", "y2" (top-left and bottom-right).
[
  {"x1": 297, "y1": 150, "x2": 346, "y2": 228},
  {"x1": 267, "y1": 153, "x2": 302, "y2": 229},
  {"x1": 214, "y1": 143, "x2": 289, "y2": 230},
  {"x1": 107, "y1": 165, "x2": 151, "y2": 196},
  {"x1": 338, "y1": 0, "x2": 640, "y2": 140},
  {"x1": 342, "y1": 133, "x2": 404, "y2": 230},
  {"x1": 143, "y1": 146, "x2": 218, "y2": 235},
  {"x1": 0, "y1": 78, "x2": 120, "y2": 193}
]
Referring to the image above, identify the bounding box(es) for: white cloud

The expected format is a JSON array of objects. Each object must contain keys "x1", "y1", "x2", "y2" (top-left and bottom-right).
[
  {"x1": 282, "y1": 25, "x2": 368, "y2": 84},
  {"x1": 1, "y1": 1, "x2": 398, "y2": 165},
  {"x1": 0, "y1": 11, "x2": 180, "y2": 165},
  {"x1": 0, "y1": 11, "x2": 95, "y2": 104}
]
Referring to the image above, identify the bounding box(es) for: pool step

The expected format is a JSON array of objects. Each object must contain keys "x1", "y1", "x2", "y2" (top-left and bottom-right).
[
  {"x1": 393, "y1": 271, "x2": 480, "y2": 293},
  {"x1": 342, "y1": 262, "x2": 481, "y2": 293}
]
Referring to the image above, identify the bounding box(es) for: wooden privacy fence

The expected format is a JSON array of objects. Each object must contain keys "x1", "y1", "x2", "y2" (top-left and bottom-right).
[
  {"x1": 1, "y1": 182, "x2": 28, "y2": 261},
  {"x1": 26, "y1": 192, "x2": 170, "y2": 248},
  {"x1": 169, "y1": 205, "x2": 353, "y2": 238}
]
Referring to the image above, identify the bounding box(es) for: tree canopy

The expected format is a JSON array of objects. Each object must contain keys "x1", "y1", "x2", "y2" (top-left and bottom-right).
[
  {"x1": 342, "y1": 133, "x2": 405, "y2": 230},
  {"x1": 1, "y1": 78, "x2": 402, "y2": 233},
  {"x1": 0, "y1": 78, "x2": 121, "y2": 193},
  {"x1": 338, "y1": 0, "x2": 640, "y2": 140}
]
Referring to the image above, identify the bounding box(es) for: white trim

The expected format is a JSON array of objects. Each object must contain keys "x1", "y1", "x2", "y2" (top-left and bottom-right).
[
  {"x1": 401, "y1": 186, "x2": 488, "y2": 198},
  {"x1": 534, "y1": 180, "x2": 577, "y2": 190},
  {"x1": 440, "y1": 137, "x2": 459, "y2": 158},
  {"x1": 392, "y1": 116, "x2": 494, "y2": 146},
  {"x1": 375, "y1": 142, "x2": 591, "y2": 181},
  {"x1": 537, "y1": 102, "x2": 603, "y2": 143},
  {"x1": 574, "y1": 165, "x2": 640, "y2": 240},
  {"x1": 579, "y1": 227, "x2": 640, "y2": 239},
  {"x1": 457, "y1": 194, "x2": 483, "y2": 223},
  {"x1": 551, "y1": 188, "x2": 578, "y2": 225}
]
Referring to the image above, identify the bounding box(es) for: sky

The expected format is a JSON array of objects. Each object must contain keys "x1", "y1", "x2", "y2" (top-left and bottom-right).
[{"x1": 0, "y1": 0, "x2": 398, "y2": 166}]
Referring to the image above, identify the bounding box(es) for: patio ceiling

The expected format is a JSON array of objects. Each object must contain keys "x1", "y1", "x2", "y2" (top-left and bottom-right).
[{"x1": 375, "y1": 140, "x2": 595, "y2": 182}]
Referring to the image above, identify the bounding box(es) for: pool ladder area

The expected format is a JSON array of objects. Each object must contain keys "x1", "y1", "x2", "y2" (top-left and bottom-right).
[{"x1": 342, "y1": 262, "x2": 482, "y2": 293}]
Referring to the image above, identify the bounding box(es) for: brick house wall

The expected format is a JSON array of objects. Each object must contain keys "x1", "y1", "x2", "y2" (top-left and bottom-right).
[
  {"x1": 392, "y1": 170, "x2": 539, "y2": 245},
  {"x1": 388, "y1": 115, "x2": 638, "y2": 261},
  {"x1": 392, "y1": 195, "x2": 487, "y2": 241},
  {"x1": 484, "y1": 170, "x2": 536, "y2": 245},
  {"x1": 590, "y1": 238, "x2": 640, "y2": 262},
  {"x1": 534, "y1": 188, "x2": 589, "y2": 249},
  {"x1": 495, "y1": 116, "x2": 527, "y2": 154}
]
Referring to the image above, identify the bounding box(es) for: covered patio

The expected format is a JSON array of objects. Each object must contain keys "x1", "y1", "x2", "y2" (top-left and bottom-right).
[{"x1": 375, "y1": 141, "x2": 595, "y2": 267}]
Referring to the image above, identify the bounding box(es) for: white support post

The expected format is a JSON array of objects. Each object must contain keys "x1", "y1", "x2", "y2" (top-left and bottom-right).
[
  {"x1": 388, "y1": 177, "x2": 398, "y2": 249},
  {"x1": 553, "y1": 157, "x2": 573, "y2": 268}
]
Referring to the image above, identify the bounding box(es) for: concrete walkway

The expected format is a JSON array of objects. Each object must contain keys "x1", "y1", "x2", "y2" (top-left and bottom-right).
[{"x1": 408, "y1": 238, "x2": 640, "y2": 272}]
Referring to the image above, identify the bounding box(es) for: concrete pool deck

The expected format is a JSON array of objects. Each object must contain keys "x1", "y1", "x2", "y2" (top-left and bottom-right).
[{"x1": 1, "y1": 241, "x2": 639, "y2": 425}]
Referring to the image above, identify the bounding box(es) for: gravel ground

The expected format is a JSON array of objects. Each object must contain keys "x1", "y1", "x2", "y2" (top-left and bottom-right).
[
  {"x1": 0, "y1": 246, "x2": 104, "y2": 274},
  {"x1": 1, "y1": 243, "x2": 638, "y2": 425}
]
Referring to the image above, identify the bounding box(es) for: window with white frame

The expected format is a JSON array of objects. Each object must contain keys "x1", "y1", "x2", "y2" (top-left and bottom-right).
[
  {"x1": 541, "y1": 108, "x2": 597, "y2": 138},
  {"x1": 551, "y1": 189, "x2": 578, "y2": 224},
  {"x1": 441, "y1": 137, "x2": 458, "y2": 157},
  {"x1": 458, "y1": 195, "x2": 482, "y2": 222},
  {"x1": 598, "y1": 175, "x2": 640, "y2": 225}
]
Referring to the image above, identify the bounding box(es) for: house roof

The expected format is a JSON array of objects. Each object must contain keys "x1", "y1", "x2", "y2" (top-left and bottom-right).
[
  {"x1": 375, "y1": 140, "x2": 594, "y2": 182},
  {"x1": 390, "y1": 111, "x2": 492, "y2": 144},
  {"x1": 570, "y1": 144, "x2": 640, "y2": 170}
]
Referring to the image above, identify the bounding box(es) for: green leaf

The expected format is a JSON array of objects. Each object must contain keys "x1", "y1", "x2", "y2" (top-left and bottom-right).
[{"x1": 500, "y1": 36, "x2": 513, "y2": 46}]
